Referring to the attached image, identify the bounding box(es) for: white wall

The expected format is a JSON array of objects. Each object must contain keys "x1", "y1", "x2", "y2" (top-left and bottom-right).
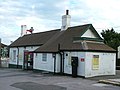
[
  {"x1": 64, "y1": 51, "x2": 85, "y2": 76},
  {"x1": 34, "y1": 53, "x2": 61, "y2": 72},
  {"x1": 33, "y1": 51, "x2": 116, "y2": 78},
  {"x1": 56, "y1": 54, "x2": 60, "y2": 72},
  {"x1": 34, "y1": 53, "x2": 54, "y2": 72},
  {"x1": 81, "y1": 29, "x2": 97, "y2": 38},
  {"x1": 9, "y1": 46, "x2": 39, "y2": 66},
  {"x1": 85, "y1": 52, "x2": 116, "y2": 78}
]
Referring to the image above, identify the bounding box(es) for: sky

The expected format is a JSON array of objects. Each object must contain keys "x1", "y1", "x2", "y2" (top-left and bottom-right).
[{"x1": 0, "y1": 0, "x2": 120, "y2": 45}]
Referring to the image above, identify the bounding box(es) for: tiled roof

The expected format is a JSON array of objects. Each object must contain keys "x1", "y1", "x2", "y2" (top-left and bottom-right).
[
  {"x1": 35, "y1": 24, "x2": 115, "y2": 53},
  {"x1": 9, "y1": 29, "x2": 60, "y2": 47},
  {"x1": 0, "y1": 43, "x2": 7, "y2": 48},
  {"x1": 9, "y1": 24, "x2": 116, "y2": 52},
  {"x1": 86, "y1": 42, "x2": 116, "y2": 51}
]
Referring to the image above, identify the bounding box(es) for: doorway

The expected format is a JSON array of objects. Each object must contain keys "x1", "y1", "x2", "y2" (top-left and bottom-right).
[
  {"x1": 23, "y1": 51, "x2": 33, "y2": 70},
  {"x1": 71, "y1": 57, "x2": 78, "y2": 77}
]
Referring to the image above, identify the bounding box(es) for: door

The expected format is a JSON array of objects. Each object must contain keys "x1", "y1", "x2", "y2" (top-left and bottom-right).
[
  {"x1": 71, "y1": 57, "x2": 78, "y2": 77},
  {"x1": 23, "y1": 51, "x2": 33, "y2": 70}
]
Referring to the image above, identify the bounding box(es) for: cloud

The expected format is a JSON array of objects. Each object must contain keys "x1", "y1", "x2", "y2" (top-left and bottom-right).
[
  {"x1": 0, "y1": 0, "x2": 120, "y2": 45},
  {"x1": 66, "y1": 0, "x2": 120, "y2": 33}
]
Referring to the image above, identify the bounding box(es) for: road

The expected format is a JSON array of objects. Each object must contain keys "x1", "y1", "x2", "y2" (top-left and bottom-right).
[{"x1": 0, "y1": 68, "x2": 120, "y2": 90}]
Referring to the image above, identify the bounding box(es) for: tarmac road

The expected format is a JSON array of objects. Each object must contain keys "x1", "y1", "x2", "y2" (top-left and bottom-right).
[{"x1": 0, "y1": 68, "x2": 120, "y2": 90}]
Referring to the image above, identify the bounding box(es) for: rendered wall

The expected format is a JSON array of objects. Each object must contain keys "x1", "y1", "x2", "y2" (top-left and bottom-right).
[
  {"x1": 34, "y1": 53, "x2": 61, "y2": 72},
  {"x1": 64, "y1": 51, "x2": 85, "y2": 76},
  {"x1": 9, "y1": 46, "x2": 39, "y2": 67},
  {"x1": 33, "y1": 51, "x2": 116, "y2": 78},
  {"x1": 85, "y1": 52, "x2": 116, "y2": 78},
  {"x1": 81, "y1": 29, "x2": 96, "y2": 38}
]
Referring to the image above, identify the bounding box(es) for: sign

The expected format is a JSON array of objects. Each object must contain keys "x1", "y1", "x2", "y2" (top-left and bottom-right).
[
  {"x1": 81, "y1": 58, "x2": 84, "y2": 62},
  {"x1": 92, "y1": 55, "x2": 99, "y2": 70}
]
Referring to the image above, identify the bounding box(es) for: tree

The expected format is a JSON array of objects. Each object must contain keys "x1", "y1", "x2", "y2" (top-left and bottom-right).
[{"x1": 101, "y1": 28, "x2": 120, "y2": 50}]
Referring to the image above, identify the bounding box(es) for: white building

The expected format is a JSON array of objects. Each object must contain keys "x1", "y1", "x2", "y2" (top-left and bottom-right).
[
  {"x1": 9, "y1": 10, "x2": 116, "y2": 78},
  {"x1": 9, "y1": 30, "x2": 59, "y2": 69}
]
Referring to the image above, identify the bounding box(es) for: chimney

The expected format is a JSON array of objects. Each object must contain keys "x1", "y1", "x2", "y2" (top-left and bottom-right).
[
  {"x1": 61, "y1": 10, "x2": 71, "y2": 31},
  {"x1": 21, "y1": 25, "x2": 27, "y2": 36}
]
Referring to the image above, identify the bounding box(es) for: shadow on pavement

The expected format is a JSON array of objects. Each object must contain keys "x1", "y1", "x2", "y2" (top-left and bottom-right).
[{"x1": 11, "y1": 82, "x2": 67, "y2": 90}]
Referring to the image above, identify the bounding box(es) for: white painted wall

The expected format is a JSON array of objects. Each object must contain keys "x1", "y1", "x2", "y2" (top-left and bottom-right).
[
  {"x1": 33, "y1": 51, "x2": 116, "y2": 78},
  {"x1": 9, "y1": 46, "x2": 39, "y2": 67},
  {"x1": 118, "y1": 46, "x2": 120, "y2": 59},
  {"x1": 64, "y1": 51, "x2": 85, "y2": 76},
  {"x1": 85, "y1": 52, "x2": 116, "y2": 78},
  {"x1": 56, "y1": 54, "x2": 61, "y2": 72},
  {"x1": 33, "y1": 53, "x2": 60, "y2": 72},
  {"x1": 81, "y1": 29, "x2": 97, "y2": 38}
]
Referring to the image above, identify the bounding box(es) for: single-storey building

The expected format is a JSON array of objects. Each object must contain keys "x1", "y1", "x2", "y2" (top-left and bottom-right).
[
  {"x1": 9, "y1": 29, "x2": 60, "y2": 69},
  {"x1": 9, "y1": 10, "x2": 116, "y2": 78}
]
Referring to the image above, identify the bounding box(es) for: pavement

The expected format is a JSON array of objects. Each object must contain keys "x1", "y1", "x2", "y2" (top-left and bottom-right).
[
  {"x1": 0, "y1": 68, "x2": 120, "y2": 90},
  {"x1": 87, "y1": 70, "x2": 120, "y2": 86}
]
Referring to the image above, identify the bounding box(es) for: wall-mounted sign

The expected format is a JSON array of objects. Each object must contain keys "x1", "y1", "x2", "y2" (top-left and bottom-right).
[
  {"x1": 81, "y1": 58, "x2": 84, "y2": 62},
  {"x1": 92, "y1": 55, "x2": 99, "y2": 70}
]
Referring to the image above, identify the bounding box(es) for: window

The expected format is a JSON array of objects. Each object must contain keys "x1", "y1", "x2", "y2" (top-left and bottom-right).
[
  {"x1": 42, "y1": 53, "x2": 47, "y2": 61},
  {"x1": 92, "y1": 55, "x2": 99, "y2": 70},
  {"x1": 13, "y1": 50, "x2": 16, "y2": 61}
]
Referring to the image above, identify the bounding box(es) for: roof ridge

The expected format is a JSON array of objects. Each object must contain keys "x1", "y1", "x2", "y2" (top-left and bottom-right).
[
  {"x1": 23, "y1": 24, "x2": 91, "y2": 37},
  {"x1": 68, "y1": 24, "x2": 92, "y2": 29},
  {"x1": 23, "y1": 29, "x2": 60, "y2": 36}
]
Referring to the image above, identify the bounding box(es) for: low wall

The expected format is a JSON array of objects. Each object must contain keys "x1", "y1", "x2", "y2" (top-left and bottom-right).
[{"x1": 1, "y1": 58, "x2": 9, "y2": 67}]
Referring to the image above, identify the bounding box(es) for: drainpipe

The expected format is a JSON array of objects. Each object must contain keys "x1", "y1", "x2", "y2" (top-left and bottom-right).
[
  {"x1": 62, "y1": 52, "x2": 65, "y2": 74},
  {"x1": 17, "y1": 47, "x2": 19, "y2": 68},
  {"x1": 53, "y1": 53, "x2": 56, "y2": 74},
  {"x1": 60, "y1": 52, "x2": 63, "y2": 75},
  {"x1": 58, "y1": 44, "x2": 62, "y2": 74},
  {"x1": 58, "y1": 44, "x2": 65, "y2": 75}
]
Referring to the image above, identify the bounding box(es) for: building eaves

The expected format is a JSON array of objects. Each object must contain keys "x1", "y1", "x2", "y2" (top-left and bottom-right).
[{"x1": 9, "y1": 29, "x2": 60, "y2": 47}]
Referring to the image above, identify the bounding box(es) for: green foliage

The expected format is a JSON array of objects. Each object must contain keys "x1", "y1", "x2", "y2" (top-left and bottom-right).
[{"x1": 101, "y1": 28, "x2": 120, "y2": 50}]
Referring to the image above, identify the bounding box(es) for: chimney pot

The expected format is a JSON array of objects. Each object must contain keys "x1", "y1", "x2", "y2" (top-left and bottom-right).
[{"x1": 66, "y1": 10, "x2": 69, "y2": 15}]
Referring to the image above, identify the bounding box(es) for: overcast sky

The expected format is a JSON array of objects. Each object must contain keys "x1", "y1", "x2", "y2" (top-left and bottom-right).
[{"x1": 0, "y1": 0, "x2": 120, "y2": 45}]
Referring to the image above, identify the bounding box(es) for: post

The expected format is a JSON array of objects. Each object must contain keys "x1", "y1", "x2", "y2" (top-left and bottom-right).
[{"x1": 0, "y1": 38, "x2": 1, "y2": 67}]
